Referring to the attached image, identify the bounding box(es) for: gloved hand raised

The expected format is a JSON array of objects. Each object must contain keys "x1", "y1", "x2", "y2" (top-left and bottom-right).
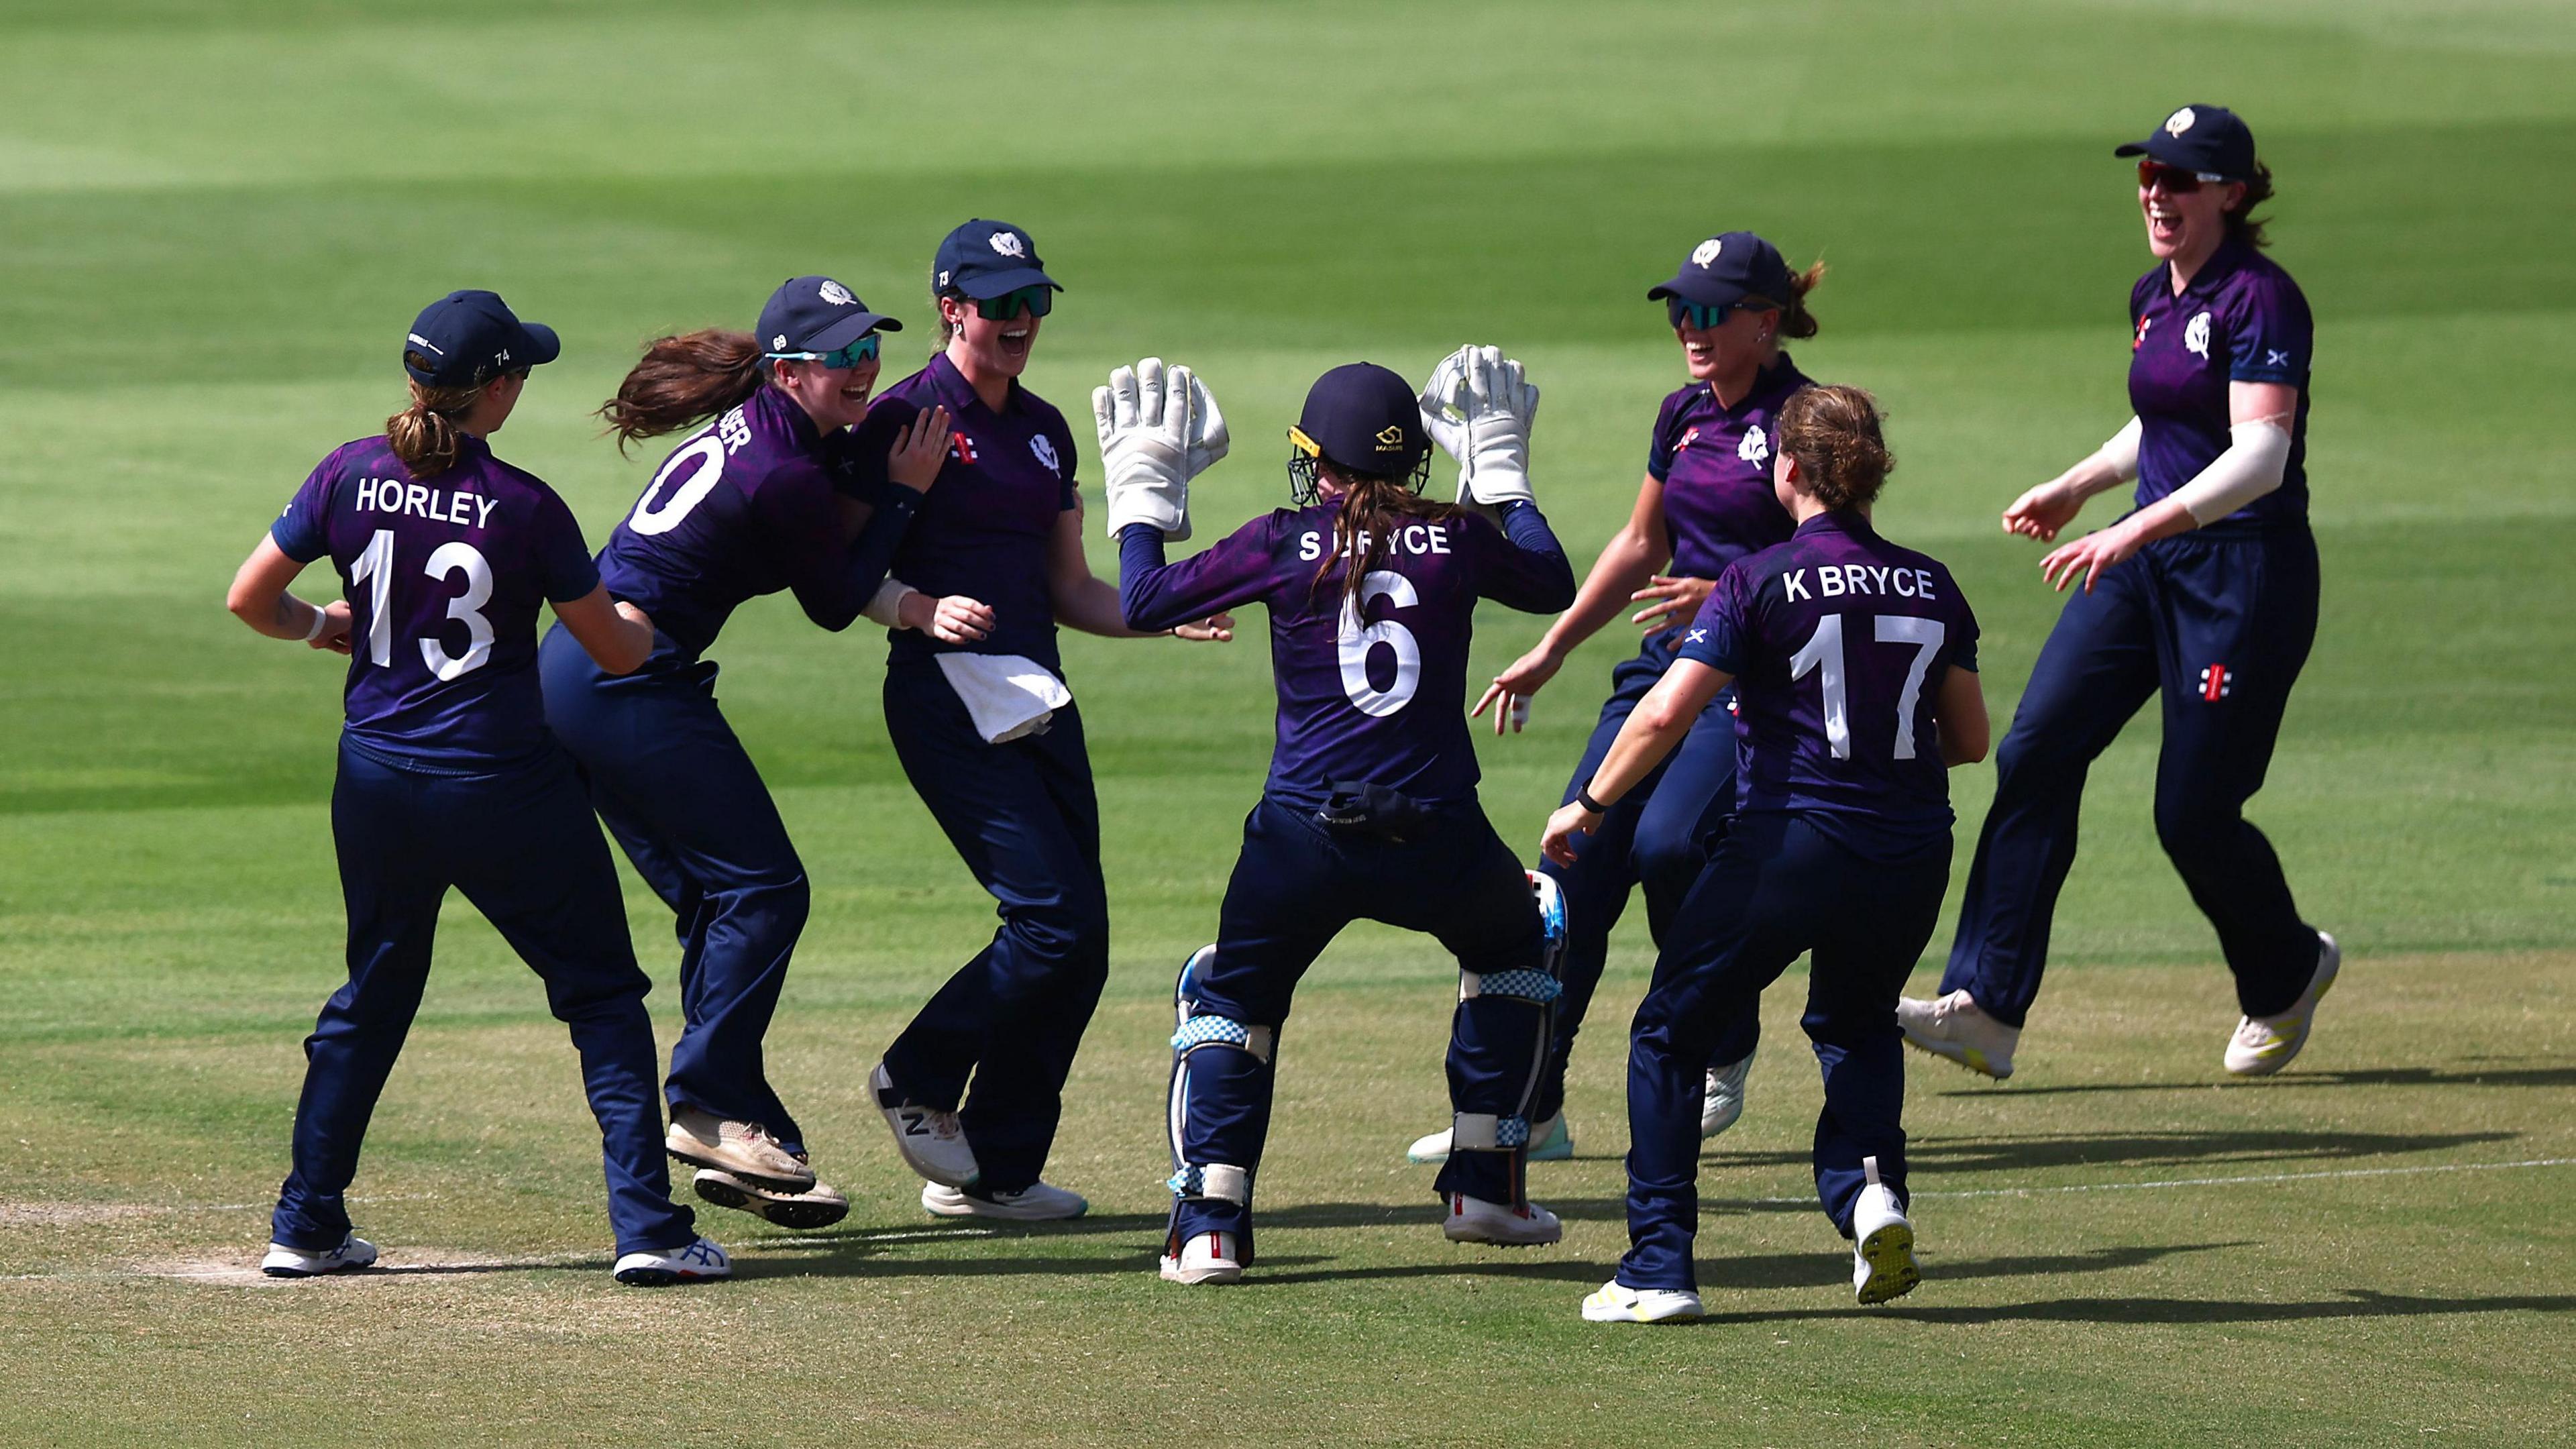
[
  {"x1": 1095, "y1": 357, "x2": 1226, "y2": 541},
  {"x1": 1418, "y1": 344, "x2": 1538, "y2": 508}
]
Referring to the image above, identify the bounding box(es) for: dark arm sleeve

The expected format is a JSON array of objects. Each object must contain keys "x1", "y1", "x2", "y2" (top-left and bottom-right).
[
  {"x1": 533, "y1": 490, "x2": 603, "y2": 604},
  {"x1": 753, "y1": 461, "x2": 922, "y2": 633},
  {"x1": 1118, "y1": 515, "x2": 1279, "y2": 633},
  {"x1": 1472, "y1": 501, "x2": 1577, "y2": 613}
]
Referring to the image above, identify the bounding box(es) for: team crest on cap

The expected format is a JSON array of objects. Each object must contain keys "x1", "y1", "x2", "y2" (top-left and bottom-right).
[
  {"x1": 1030, "y1": 435, "x2": 1059, "y2": 472},
  {"x1": 1691, "y1": 237, "x2": 1723, "y2": 268},
  {"x1": 818, "y1": 279, "x2": 856, "y2": 307},
  {"x1": 989, "y1": 231, "x2": 1027, "y2": 258},
  {"x1": 2184, "y1": 311, "x2": 2212, "y2": 360},
  {"x1": 2165, "y1": 107, "x2": 2196, "y2": 136},
  {"x1": 1374, "y1": 425, "x2": 1406, "y2": 451}
]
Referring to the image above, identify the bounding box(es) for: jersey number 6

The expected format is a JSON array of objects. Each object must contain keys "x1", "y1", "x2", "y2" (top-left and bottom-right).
[
  {"x1": 1337, "y1": 570, "x2": 1421, "y2": 717},
  {"x1": 1788, "y1": 612, "x2": 1947, "y2": 761},
  {"x1": 351, "y1": 529, "x2": 496, "y2": 681}
]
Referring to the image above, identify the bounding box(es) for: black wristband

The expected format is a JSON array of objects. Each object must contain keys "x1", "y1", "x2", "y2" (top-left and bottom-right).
[{"x1": 1576, "y1": 786, "x2": 1611, "y2": 814}]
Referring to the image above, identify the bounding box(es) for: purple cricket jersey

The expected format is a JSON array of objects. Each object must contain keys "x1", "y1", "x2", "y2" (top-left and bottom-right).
[
  {"x1": 1119, "y1": 502, "x2": 1575, "y2": 810},
  {"x1": 842, "y1": 352, "x2": 1081, "y2": 669},
  {"x1": 1678, "y1": 511, "x2": 1980, "y2": 860},
  {"x1": 595, "y1": 384, "x2": 916, "y2": 661},
  {"x1": 1648, "y1": 355, "x2": 1809, "y2": 579},
  {"x1": 2128, "y1": 238, "x2": 2312, "y2": 527},
  {"x1": 272, "y1": 433, "x2": 598, "y2": 769}
]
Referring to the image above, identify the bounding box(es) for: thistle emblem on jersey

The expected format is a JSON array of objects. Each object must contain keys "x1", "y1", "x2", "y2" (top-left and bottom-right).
[
  {"x1": 2165, "y1": 107, "x2": 2196, "y2": 136},
  {"x1": 2184, "y1": 311, "x2": 2212, "y2": 360},
  {"x1": 1030, "y1": 434, "x2": 1059, "y2": 472},
  {"x1": 989, "y1": 231, "x2": 1027, "y2": 258},
  {"x1": 2199, "y1": 663, "x2": 2233, "y2": 702},
  {"x1": 1737, "y1": 425, "x2": 1770, "y2": 464},
  {"x1": 1692, "y1": 237, "x2": 1723, "y2": 268},
  {"x1": 818, "y1": 279, "x2": 856, "y2": 307}
]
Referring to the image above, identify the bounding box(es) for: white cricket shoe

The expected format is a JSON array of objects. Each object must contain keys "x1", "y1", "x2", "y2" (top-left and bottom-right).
[
  {"x1": 1850, "y1": 1157, "x2": 1919, "y2": 1305},
  {"x1": 871, "y1": 1062, "x2": 980, "y2": 1188},
  {"x1": 2225, "y1": 931, "x2": 2341, "y2": 1077},
  {"x1": 612, "y1": 1235, "x2": 731, "y2": 1287},
  {"x1": 1158, "y1": 1230, "x2": 1243, "y2": 1285},
  {"x1": 692, "y1": 1166, "x2": 850, "y2": 1230},
  {"x1": 1442, "y1": 1193, "x2": 1562, "y2": 1247},
  {"x1": 260, "y1": 1233, "x2": 378, "y2": 1278},
  {"x1": 1701, "y1": 1054, "x2": 1753, "y2": 1138},
  {"x1": 665, "y1": 1104, "x2": 814, "y2": 1191},
  {"x1": 1405, "y1": 1113, "x2": 1572, "y2": 1165},
  {"x1": 1897, "y1": 989, "x2": 2019, "y2": 1079},
  {"x1": 920, "y1": 1179, "x2": 1089, "y2": 1222},
  {"x1": 1580, "y1": 1279, "x2": 1703, "y2": 1324}
]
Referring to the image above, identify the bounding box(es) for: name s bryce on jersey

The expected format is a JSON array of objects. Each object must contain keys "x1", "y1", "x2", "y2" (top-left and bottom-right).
[
  {"x1": 345, "y1": 476, "x2": 501, "y2": 529},
  {"x1": 1295, "y1": 524, "x2": 1457, "y2": 562},
  {"x1": 1781, "y1": 562, "x2": 1941, "y2": 602}
]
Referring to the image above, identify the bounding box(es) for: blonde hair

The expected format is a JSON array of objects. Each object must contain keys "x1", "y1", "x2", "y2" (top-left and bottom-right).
[{"x1": 386, "y1": 368, "x2": 484, "y2": 477}]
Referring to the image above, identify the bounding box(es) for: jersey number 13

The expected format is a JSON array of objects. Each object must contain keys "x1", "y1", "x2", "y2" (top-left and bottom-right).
[{"x1": 351, "y1": 529, "x2": 495, "y2": 681}]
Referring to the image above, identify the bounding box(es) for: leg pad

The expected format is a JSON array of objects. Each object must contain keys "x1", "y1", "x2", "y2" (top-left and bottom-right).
[{"x1": 1173, "y1": 1013, "x2": 1275, "y2": 1063}]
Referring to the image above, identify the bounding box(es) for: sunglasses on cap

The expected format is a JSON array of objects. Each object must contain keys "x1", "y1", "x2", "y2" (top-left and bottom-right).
[
  {"x1": 972, "y1": 286, "x2": 1055, "y2": 322},
  {"x1": 2137, "y1": 160, "x2": 2229, "y2": 193},
  {"x1": 1666, "y1": 297, "x2": 1775, "y2": 332},
  {"x1": 766, "y1": 333, "x2": 881, "y2": 369}
]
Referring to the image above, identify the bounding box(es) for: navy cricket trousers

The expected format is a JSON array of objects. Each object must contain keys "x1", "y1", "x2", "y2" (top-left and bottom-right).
[
  {"x1": 1621, "y1": 812, "x2": 1950, "y2": 1293},
  {"x1": 272, "y1": 737, "x2": 695, "y2": 1258},
  {"x1": 1172, "y1": 797, "x2": 1549, "y2": 1260},
  {"x1": 541, "y1": 627, "x2": 812, "y2": 1153},
  {"x1": 1532, "y1": 629, "x2": 1755, "y2": 1124},
  {"x1": 880, "y1": 661, "x2": 1109, "y2": 1195},
  {"x1": 1941, "y1": 527, "x2": 2320, "y2": 1026}
]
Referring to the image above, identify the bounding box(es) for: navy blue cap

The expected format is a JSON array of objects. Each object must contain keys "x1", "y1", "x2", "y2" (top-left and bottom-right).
[
  {"x1": 1289, "y1": 362, "x2": 1428, "y2": 478},
  {"x1": 1648, "y1": 231, "x2": 1794, "y2": 310},
  {"x1": 402, "y1": 290, "x2": 559, "y2": 387},
  {"x1": 2115, "y1": 104, "x2": 2258, "y2": 180},
  {"x1": 757, "y1": 276, "x2": 902, "y2": 358},
  {"x1": 932, "y1": 219, "x2": 1059, "y2": 300}
]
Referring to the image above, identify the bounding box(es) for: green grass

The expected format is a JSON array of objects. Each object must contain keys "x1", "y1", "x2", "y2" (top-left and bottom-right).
[{"x1": 1, "y1": 1, "x2": 2572, "y2": 1444}]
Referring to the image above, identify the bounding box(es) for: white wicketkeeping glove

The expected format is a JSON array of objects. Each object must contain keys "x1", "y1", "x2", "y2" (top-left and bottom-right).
[
  {"x1": 1095, "y1": 357, "x2": 1225, "y2": 541},
  {"x1": 1419, "y1": 343, "x2": 1538, "y2": 508}
]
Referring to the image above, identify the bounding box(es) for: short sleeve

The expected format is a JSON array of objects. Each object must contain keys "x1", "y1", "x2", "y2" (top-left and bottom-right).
[
  {"x1": 2225, "y1": 272, "x2": 2311, "y2": 386},
  {"x1": 1676, "y1": 561, "x2": 1756, "y2": 674},
  {"x1": 270, "y1": 450, "x2": 339, "y2": 562},
  {"x1": 532, "y1": 490, "x2": 602, "y2": 604},
  {"x1": 833, "y1": 396, "x2": 920, "y2": 500},
  {"x1": 1646, "y1": 389, "x2": 1686, "y2": 482},
  {"x1": 1951, "y1": 595, "x2": 1981, "y2": 674},
  {"x1": 1051, "y1": 416, "x2": 1080, "y2": 511}
]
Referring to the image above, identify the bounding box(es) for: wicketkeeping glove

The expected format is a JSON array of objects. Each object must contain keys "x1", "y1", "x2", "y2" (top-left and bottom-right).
[
  {"x1": 1094, "y1": 358, "x2": 1227, "y2": 540},
  {"x1": 1418, "y1": 343, "x2": 1538, "y2": 508}
]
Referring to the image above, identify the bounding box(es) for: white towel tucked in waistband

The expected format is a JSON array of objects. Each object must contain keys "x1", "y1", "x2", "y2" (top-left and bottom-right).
[{"x1": 935, "y1": 653, "x2": 1073, "y2": 745}]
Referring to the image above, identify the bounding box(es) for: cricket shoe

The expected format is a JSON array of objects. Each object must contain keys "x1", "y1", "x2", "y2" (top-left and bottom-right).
[
  {"x1": 1158, "y1": 1231, "x2": 1242, "y2": 1285},
  {"x1": 665, "y1": 1104, "x2": 813, "y2": 1191},
  {"x1": 1442, "y1": 1193, "x2": 1562, "y2": 1247},
  {"x1": 1580, "y1": 1280, "x2": 1703, "y2": 1324},
  {"x1": 2224, "y1": 930, "x2": 2341, "y2": 1077},
  {"x1": 1405, "y1": 1113, "x2": 1572, "y2": 1165},
  {"x1": 871, "y1": 1062, "x2": 980, "y2": 1188},
  {"x1": 1850, "y1": 1157, "x2": 1919, "y2": 1306},
  {"x1": 1702, "y1": 1054, "x2": 1753, "y2": 1138},
  {"x1": 1897, "y1": 989, "x2": 2018, "y2": 1079},
  {"x1": 921, "y1": 1179, "x2": 1089, "y2": 1222},
  {"x1": 612, "y1": 1235, "x2": 731, "y2": 1287},
  {"x1": 692, "y1": 1166, "x2": 850, "y2": 1230},
  {"x1": 260, "y1": 1233, "x2": 378, "y2": 1279}
]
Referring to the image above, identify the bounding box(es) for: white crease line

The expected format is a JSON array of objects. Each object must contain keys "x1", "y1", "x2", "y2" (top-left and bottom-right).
[{"x1": 1752, "y1": 1157, "x2": 2576, "y2": 1203}]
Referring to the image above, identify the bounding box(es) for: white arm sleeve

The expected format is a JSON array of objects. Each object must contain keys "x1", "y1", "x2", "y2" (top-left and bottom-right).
[
  {"x1": 2067, "y1": 417, "x2": 2143, "y2": 499},
  {"x1": 863, "y1": 578, "x2": 918, "y2": 628},
  {"x1": 2169, "y1": 419, "x2": 2292, "y2": 525}
]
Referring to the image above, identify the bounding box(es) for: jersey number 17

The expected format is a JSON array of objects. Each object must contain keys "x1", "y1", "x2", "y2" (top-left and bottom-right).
[{"x1": 1788, "y1": 612, "x2": 1945, "y2": 761}]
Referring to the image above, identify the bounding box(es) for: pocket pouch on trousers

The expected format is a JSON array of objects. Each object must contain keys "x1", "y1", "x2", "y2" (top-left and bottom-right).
[{"x1": 1314, "y1": 780, "x2": 1438, "y2": 845}]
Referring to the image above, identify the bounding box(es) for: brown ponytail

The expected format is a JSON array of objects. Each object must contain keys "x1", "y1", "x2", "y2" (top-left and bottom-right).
[
  {"x1": 2224, "y1": 160, "x2": 2275, "y2": 249},
  {"x1": 1774, "y1": 384, "x2": 1894, "y2": 511},
  {"x1": 598, "y1": 329, "x2": 767, "y2": 452},
  {"x1": 1776, "y1": 259, "x2": 1827, "y2": 341},
  {"x1": 386, "y1": 369, "x2": 483, "y2": 478},
  {"x1": 1309, "y1": 469, "x2": 1470, "y2": 611}
]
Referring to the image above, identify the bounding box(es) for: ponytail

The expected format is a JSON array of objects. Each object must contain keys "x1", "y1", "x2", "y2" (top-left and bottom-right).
[
  {"x1": 1309, "y1": 470, "x2": 1469, "y2": 611},
  {"x1": 385, "y1": 370, "x2": 483, "y2": 478},
  {"x1": 598, "y1": 329, "x2": 767, "y2": 452},
  {"x1": 1776, "y1": 259, "x2": 1827, "y2": 341},
  {"x1": 2224, "y1": 160, "x2": 2275, "y2": 250}
]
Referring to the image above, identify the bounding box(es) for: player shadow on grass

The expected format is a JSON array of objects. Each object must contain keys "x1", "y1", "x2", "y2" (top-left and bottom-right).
[
  {"x1": 1241, "y1": 1240, "x2": 2251, "y2": 1291},
  {"x1": 1941, "y1": 1063, "x2": 2576, "y2": 1096},
  {"x1": 1678, "y1": 1290, "x2": 2576, "y2": 1328},
  {"x1": 1699, "y1": 1128, "x2": 2516, "y2": 1175}
]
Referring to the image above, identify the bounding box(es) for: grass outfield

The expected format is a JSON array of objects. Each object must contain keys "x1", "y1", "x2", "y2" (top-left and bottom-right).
[{"x1": 2, "y1": 1, "x2": 2573, "y2": 1443}]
